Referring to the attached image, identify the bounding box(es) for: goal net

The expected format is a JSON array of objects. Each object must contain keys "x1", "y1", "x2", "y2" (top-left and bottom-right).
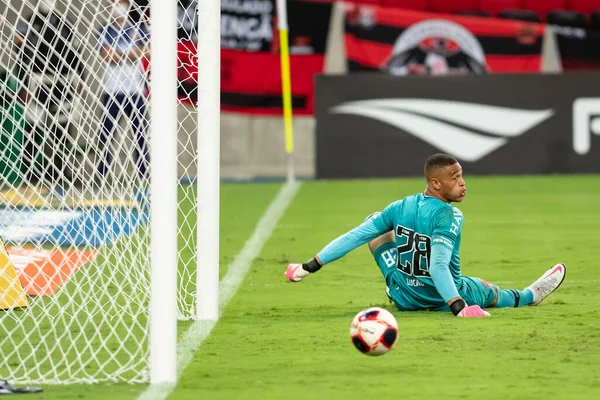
[{"x1": 0, "y1": 0, "x2": 201, "y2": 383}]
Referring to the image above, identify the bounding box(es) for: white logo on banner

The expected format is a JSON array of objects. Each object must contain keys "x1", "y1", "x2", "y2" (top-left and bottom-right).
[
  {"x1": 0, "y1": 209, "x2": 82, "y2": 242},
  {"x1": 221, "y1": 0, "x2": 273, "y2": 51},
  {"x1": 385, "y1": 19, "x2": 487, "y2": 76},
  {"x1": 331, "y1": 99, "x2": 554, "y2": 162},
  {"x1": 8, "y1": 248, "x2": 52, "y2": 271},
  {"x1": 573, "y1": 98, "x2": 600, "y2": 155}
]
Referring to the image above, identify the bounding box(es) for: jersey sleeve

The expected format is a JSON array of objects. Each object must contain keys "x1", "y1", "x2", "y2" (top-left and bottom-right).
[
  {"x1": 378, "y1": 201, "x2": 398, "y2": 231},
  {"x1": 316, "y1": 204, "x2": 396, "y2": 266},
  {"x1": 428, "y1": 206, "x2": 464, "y2": 303}
]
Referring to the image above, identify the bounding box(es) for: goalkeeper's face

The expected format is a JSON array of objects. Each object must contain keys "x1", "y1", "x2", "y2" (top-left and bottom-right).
[{"x1": 437, "y1": 163, "x2": 466, "y2": 203}]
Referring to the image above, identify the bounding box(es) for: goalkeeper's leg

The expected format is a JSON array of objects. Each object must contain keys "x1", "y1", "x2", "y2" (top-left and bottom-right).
[
  {"x1": 369, "y1": 232, "x2": 396, "y2": 277},
  {"x1": 463, "y1": 263, "x2": 566, "y2": 308},
  {"x1": 459, "y1": 276, "x2": 534, "y2": 308}
]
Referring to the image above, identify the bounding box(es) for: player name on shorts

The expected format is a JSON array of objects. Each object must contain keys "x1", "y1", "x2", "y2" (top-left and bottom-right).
[{"x1": 406, "y1": 278, "x2": 425, "y2": 287}]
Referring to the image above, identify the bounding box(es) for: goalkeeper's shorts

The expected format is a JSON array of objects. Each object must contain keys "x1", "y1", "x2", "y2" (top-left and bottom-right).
[{"x1": 372, "y1": 242, "x2": 496, "y2": 311}]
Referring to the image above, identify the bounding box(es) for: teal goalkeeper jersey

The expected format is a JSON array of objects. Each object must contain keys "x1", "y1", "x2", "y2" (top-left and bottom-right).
[{"x1": 316, "y1": 192, "x2": 464, "y2": 304}]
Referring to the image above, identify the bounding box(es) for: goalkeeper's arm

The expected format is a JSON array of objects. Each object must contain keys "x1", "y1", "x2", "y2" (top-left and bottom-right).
[
  {"x1": 428, "y1": 240, "x2": 461, "y2": 306},
  {"x1": 316, "y1": 215, "x2": 390, "y2": 266},
  {"x1": 285, "y1": 213, "x2": 391, "y2": 282},
  {"x1": 429, "y1": 239, "x2": 489, "y2": 317},
  {"x1": 430, "y1": 205, "x2": 489, "y2": 317}
]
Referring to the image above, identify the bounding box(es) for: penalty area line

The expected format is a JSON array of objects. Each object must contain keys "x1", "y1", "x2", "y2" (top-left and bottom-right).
[{"x1": 137, "y1": 181, "x2": 301, "y2": 400}]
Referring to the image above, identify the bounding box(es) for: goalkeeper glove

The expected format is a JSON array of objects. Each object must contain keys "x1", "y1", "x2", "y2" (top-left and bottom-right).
[
  {"x1": 451, "y1": 299, "x2": 491, "y2": 317},
  {"x1": 457, "y1": 305, "x2": 490, "y2": 318},
  {"x1": 285, "y1": 258, "x2": 322, "y2": 282}
]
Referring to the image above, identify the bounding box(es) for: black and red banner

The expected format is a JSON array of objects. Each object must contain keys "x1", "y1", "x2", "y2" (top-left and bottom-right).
[
  {"x1": 344, "y1": 5, "x2": 545, "y2": 75},
  {"x1": 315, "y1": 73, "x2": 600, "y2": 178},
  {"x1": 177, "y1": 0, "x2": 332, "y2": 115},
  {"x1": 552, "y1": 26, "x2": 600, "y2": 71}
]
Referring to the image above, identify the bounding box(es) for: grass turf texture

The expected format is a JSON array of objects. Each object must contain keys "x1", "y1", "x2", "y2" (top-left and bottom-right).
[
  {"x1": 5, "y1": 175, "x2": 600, "y2": 399},
  {"x1": 0, "y1": 182, "x2": 281, "y2": 398}
]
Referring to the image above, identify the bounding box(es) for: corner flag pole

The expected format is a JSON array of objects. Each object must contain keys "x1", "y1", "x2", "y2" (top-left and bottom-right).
[{"x1": 276, "y1": 0, "x2": 296, "y2": 183}]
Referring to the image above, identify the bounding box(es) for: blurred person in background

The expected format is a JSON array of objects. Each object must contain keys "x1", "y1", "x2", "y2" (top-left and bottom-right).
[
  {"x1": 96, "y1": 0, "x2": 150, "y2": 194},
  {"x1": 13, "y1": 0, "x2": 84, "y2": 196}
]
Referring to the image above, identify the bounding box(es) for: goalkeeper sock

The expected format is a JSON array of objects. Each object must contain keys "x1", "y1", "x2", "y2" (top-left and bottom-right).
[{"x1": 495, "y1": 288, "x2": 534, "y2": 308}]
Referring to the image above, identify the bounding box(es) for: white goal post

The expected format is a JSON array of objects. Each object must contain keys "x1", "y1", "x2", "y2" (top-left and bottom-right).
[
  {"x1": 196, "y1": 0, "x2": 220, "y2": 322},
  {"x1": 149, "y1": 0, "x2": 177, "y2": 384},
  {"x1": 0, "y1": 0, "x2": 220, "y2": 384}
]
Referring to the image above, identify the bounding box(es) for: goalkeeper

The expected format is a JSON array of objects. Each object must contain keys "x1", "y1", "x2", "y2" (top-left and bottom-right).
[{"x1": 285, "y1": 154, "x2": 566, "y2": 318}]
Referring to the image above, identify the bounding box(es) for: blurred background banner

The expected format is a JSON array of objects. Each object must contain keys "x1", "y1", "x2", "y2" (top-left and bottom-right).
[
  {"x1": 177, "y1": 0, "x2": 333, "y2": 114},
  {"x1": 344, "y1": 5, "x2": 545, "y2": 75},
  {"x1": 315, "y1": 72, "x2": 600, "y2": 178},
  {"x1": 220, "y1": 0, "x2": 332, "y2": 115},
  {"x1": 554, "y1": 26, "x2": 600, "y2": 70}
]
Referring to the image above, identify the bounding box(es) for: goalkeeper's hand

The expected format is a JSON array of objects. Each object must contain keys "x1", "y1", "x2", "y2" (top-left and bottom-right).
[
  {"x1": 457, "y1": 305, "x2": 491, "y2": 318},
  {"x1": 285, "y1": 264, "x2": 310, "y2": 282},
  {"x1": 450, "y1": 298, "x2": 490, "y2": 317},
  {"x1": 285, "y1": 258, "x2": 322, "y2": 282}
]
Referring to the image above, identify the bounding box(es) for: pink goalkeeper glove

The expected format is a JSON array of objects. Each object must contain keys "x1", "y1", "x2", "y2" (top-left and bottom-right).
[
  {"x1": 285, "y1": 258, "x2": 322, "y2": 282},
  {"x1": 457, "y1": 305, "x2": 491, "y2": 318},
  {"x1": 285, "y1": 263, "x2": 310, "y2": 282}
]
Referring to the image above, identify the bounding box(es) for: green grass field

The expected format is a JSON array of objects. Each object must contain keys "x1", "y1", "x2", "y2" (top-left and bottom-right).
[{"x1": 4, "y1": 175, "x2": 600, "y2": 399}]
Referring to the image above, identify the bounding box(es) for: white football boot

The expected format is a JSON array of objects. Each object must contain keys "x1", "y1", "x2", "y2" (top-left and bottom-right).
[{"x1": 526, "y1": 263, "x2": 566, "y2": 306}]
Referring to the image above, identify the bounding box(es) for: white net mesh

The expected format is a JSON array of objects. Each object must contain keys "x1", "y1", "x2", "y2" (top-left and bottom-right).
[{"x1": 0, "y1": 0, "x2": 199, "y2": 383}]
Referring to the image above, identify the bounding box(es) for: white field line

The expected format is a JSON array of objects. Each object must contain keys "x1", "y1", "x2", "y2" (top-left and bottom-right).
[{"x1": 137, "y1": 181, "x2": 301, "y2": 400}]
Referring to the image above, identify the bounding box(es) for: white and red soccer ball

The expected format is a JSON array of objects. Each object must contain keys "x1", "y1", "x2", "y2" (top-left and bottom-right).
[{"x1": 349, "y1": 307, "x2": 398, "y2": 356}]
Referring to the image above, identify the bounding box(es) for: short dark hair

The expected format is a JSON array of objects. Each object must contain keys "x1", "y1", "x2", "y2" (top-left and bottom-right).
[{"x1": 424, "y1": 153, "x2": 458, "y2": 180}]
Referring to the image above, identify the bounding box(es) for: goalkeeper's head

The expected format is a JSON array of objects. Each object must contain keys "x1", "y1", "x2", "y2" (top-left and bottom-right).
[{"x1": 424, "y1": 153, "x2": 466, "y2": 203}]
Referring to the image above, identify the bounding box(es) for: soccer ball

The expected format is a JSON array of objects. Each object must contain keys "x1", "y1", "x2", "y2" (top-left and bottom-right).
[{"x1": 349, "y1": 307, "x2": 398, "y2": 356}]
